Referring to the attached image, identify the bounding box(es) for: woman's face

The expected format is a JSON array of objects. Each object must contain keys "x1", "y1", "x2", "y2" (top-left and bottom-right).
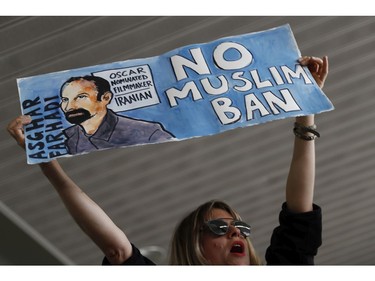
[{"x1": 201, "y1": 208, "x2": 251, "y2": 265}]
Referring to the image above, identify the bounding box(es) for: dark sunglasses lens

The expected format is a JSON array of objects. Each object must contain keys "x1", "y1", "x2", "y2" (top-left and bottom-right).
[
  {"x1": 234, "y1": 221, "x2": 251, "y2": 237},
  {"x1": 207, "y1": 220, "x2": 229, "y2": 236}
]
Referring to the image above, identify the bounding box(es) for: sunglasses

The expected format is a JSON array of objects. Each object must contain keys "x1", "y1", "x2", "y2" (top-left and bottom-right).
[{"x1": 204, "y1": 218, "x2": 251, "y2": 237}]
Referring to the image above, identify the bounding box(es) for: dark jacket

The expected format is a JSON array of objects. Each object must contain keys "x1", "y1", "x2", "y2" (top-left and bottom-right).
[
  {"x1": 64, "y1": 109, "x2": 174, "y2": 155},
  {"x1": 265, "y1": 203, "x2": 322, "y2": 265}
]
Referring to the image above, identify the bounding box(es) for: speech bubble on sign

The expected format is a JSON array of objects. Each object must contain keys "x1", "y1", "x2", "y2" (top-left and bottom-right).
[{"x1": 93, "y1": 65, "x2": 160, "y2": 112}]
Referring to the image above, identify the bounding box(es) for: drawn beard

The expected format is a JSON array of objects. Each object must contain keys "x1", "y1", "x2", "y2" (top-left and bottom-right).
[{"x1": 65, "y1": 108, "x2": 92, "y2": 125}]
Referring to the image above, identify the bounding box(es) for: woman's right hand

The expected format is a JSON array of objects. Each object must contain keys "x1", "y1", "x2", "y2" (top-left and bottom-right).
[{"x1": 6, "y1": 115, "x2": 32, "y2": 149}]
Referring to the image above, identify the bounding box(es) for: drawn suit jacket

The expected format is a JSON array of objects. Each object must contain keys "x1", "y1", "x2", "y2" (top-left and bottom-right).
[{"x1": 63, "y1": 109, "x2": 174, "y2": 155}]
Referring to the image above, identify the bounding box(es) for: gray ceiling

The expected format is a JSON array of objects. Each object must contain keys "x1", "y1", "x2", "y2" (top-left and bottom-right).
[{"x1": 1, "y1": 16, "x2": 375, "y2": 265}]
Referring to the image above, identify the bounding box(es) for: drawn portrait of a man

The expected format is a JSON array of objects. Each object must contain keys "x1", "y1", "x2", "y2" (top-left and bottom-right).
[{"x1": 60, "y1": 75, "x2": 174, "y2": 155}]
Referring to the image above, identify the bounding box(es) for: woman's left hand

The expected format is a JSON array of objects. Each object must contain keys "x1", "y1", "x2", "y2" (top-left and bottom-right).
[{"x1": 299, "y1": 56, "x2": 329, "y2": 89}]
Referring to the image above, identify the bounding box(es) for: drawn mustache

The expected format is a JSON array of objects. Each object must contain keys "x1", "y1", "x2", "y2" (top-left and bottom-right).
[{"x1": 65, "y1": 108, "x2": 91, "y2": 125}]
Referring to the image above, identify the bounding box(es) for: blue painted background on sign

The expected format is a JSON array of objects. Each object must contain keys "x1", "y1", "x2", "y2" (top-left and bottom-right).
[{"x1": 17, "y1": 24, "x2": 334, "y2": 164}]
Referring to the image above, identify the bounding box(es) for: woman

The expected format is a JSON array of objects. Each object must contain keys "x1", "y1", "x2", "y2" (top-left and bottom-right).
[{"x1": 7, "y1": 55, "x2": 328, "y2": 265}]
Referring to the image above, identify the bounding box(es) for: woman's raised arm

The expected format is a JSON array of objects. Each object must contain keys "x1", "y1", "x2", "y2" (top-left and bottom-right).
[
  {"x1": 285, "y1": 56, "x2": 329, "y2": 213},
  {"x1": 7, "y1": 115, "x2": 132, "y2": 264}
]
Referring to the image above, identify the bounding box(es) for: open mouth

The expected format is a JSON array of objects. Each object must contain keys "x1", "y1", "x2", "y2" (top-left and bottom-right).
[{"x1": 230, "y1": 241, "x2": 245, "y2": 255}]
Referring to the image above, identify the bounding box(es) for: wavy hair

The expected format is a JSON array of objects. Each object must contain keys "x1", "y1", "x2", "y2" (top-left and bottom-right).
[{"x1": 169, "y1": 200, "x2": 262, "y2": 265}]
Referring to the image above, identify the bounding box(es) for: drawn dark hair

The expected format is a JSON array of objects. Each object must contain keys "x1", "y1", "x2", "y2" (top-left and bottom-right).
[{"x1": 60, "y1": 75, "x2": 112, "y2": 101}]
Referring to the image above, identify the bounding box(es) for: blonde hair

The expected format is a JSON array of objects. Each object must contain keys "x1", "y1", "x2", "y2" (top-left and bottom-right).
[{"x1": 169, "y1": 200, "x2": 262, "y2": 265}]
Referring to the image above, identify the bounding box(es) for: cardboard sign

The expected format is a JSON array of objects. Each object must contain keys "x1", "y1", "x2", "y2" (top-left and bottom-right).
[{"x1": 17, "y1": 24, "x2": 334, "y2": 164}]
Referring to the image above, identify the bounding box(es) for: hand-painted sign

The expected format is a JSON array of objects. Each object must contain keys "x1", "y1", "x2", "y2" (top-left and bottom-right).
[{"x1": 17, "y1": 24, "x2": 334, "y2": 164}]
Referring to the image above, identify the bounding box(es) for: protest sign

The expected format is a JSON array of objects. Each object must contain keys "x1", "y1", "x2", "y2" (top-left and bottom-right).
[{"x1": 17, "y1": 24, "x2": 334, "y2": 164}]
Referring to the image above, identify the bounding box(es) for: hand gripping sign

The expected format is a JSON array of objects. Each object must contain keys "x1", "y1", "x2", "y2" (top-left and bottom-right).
[{"x1": 17, "y1": 24, "x2": 334, "y2": 164}]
